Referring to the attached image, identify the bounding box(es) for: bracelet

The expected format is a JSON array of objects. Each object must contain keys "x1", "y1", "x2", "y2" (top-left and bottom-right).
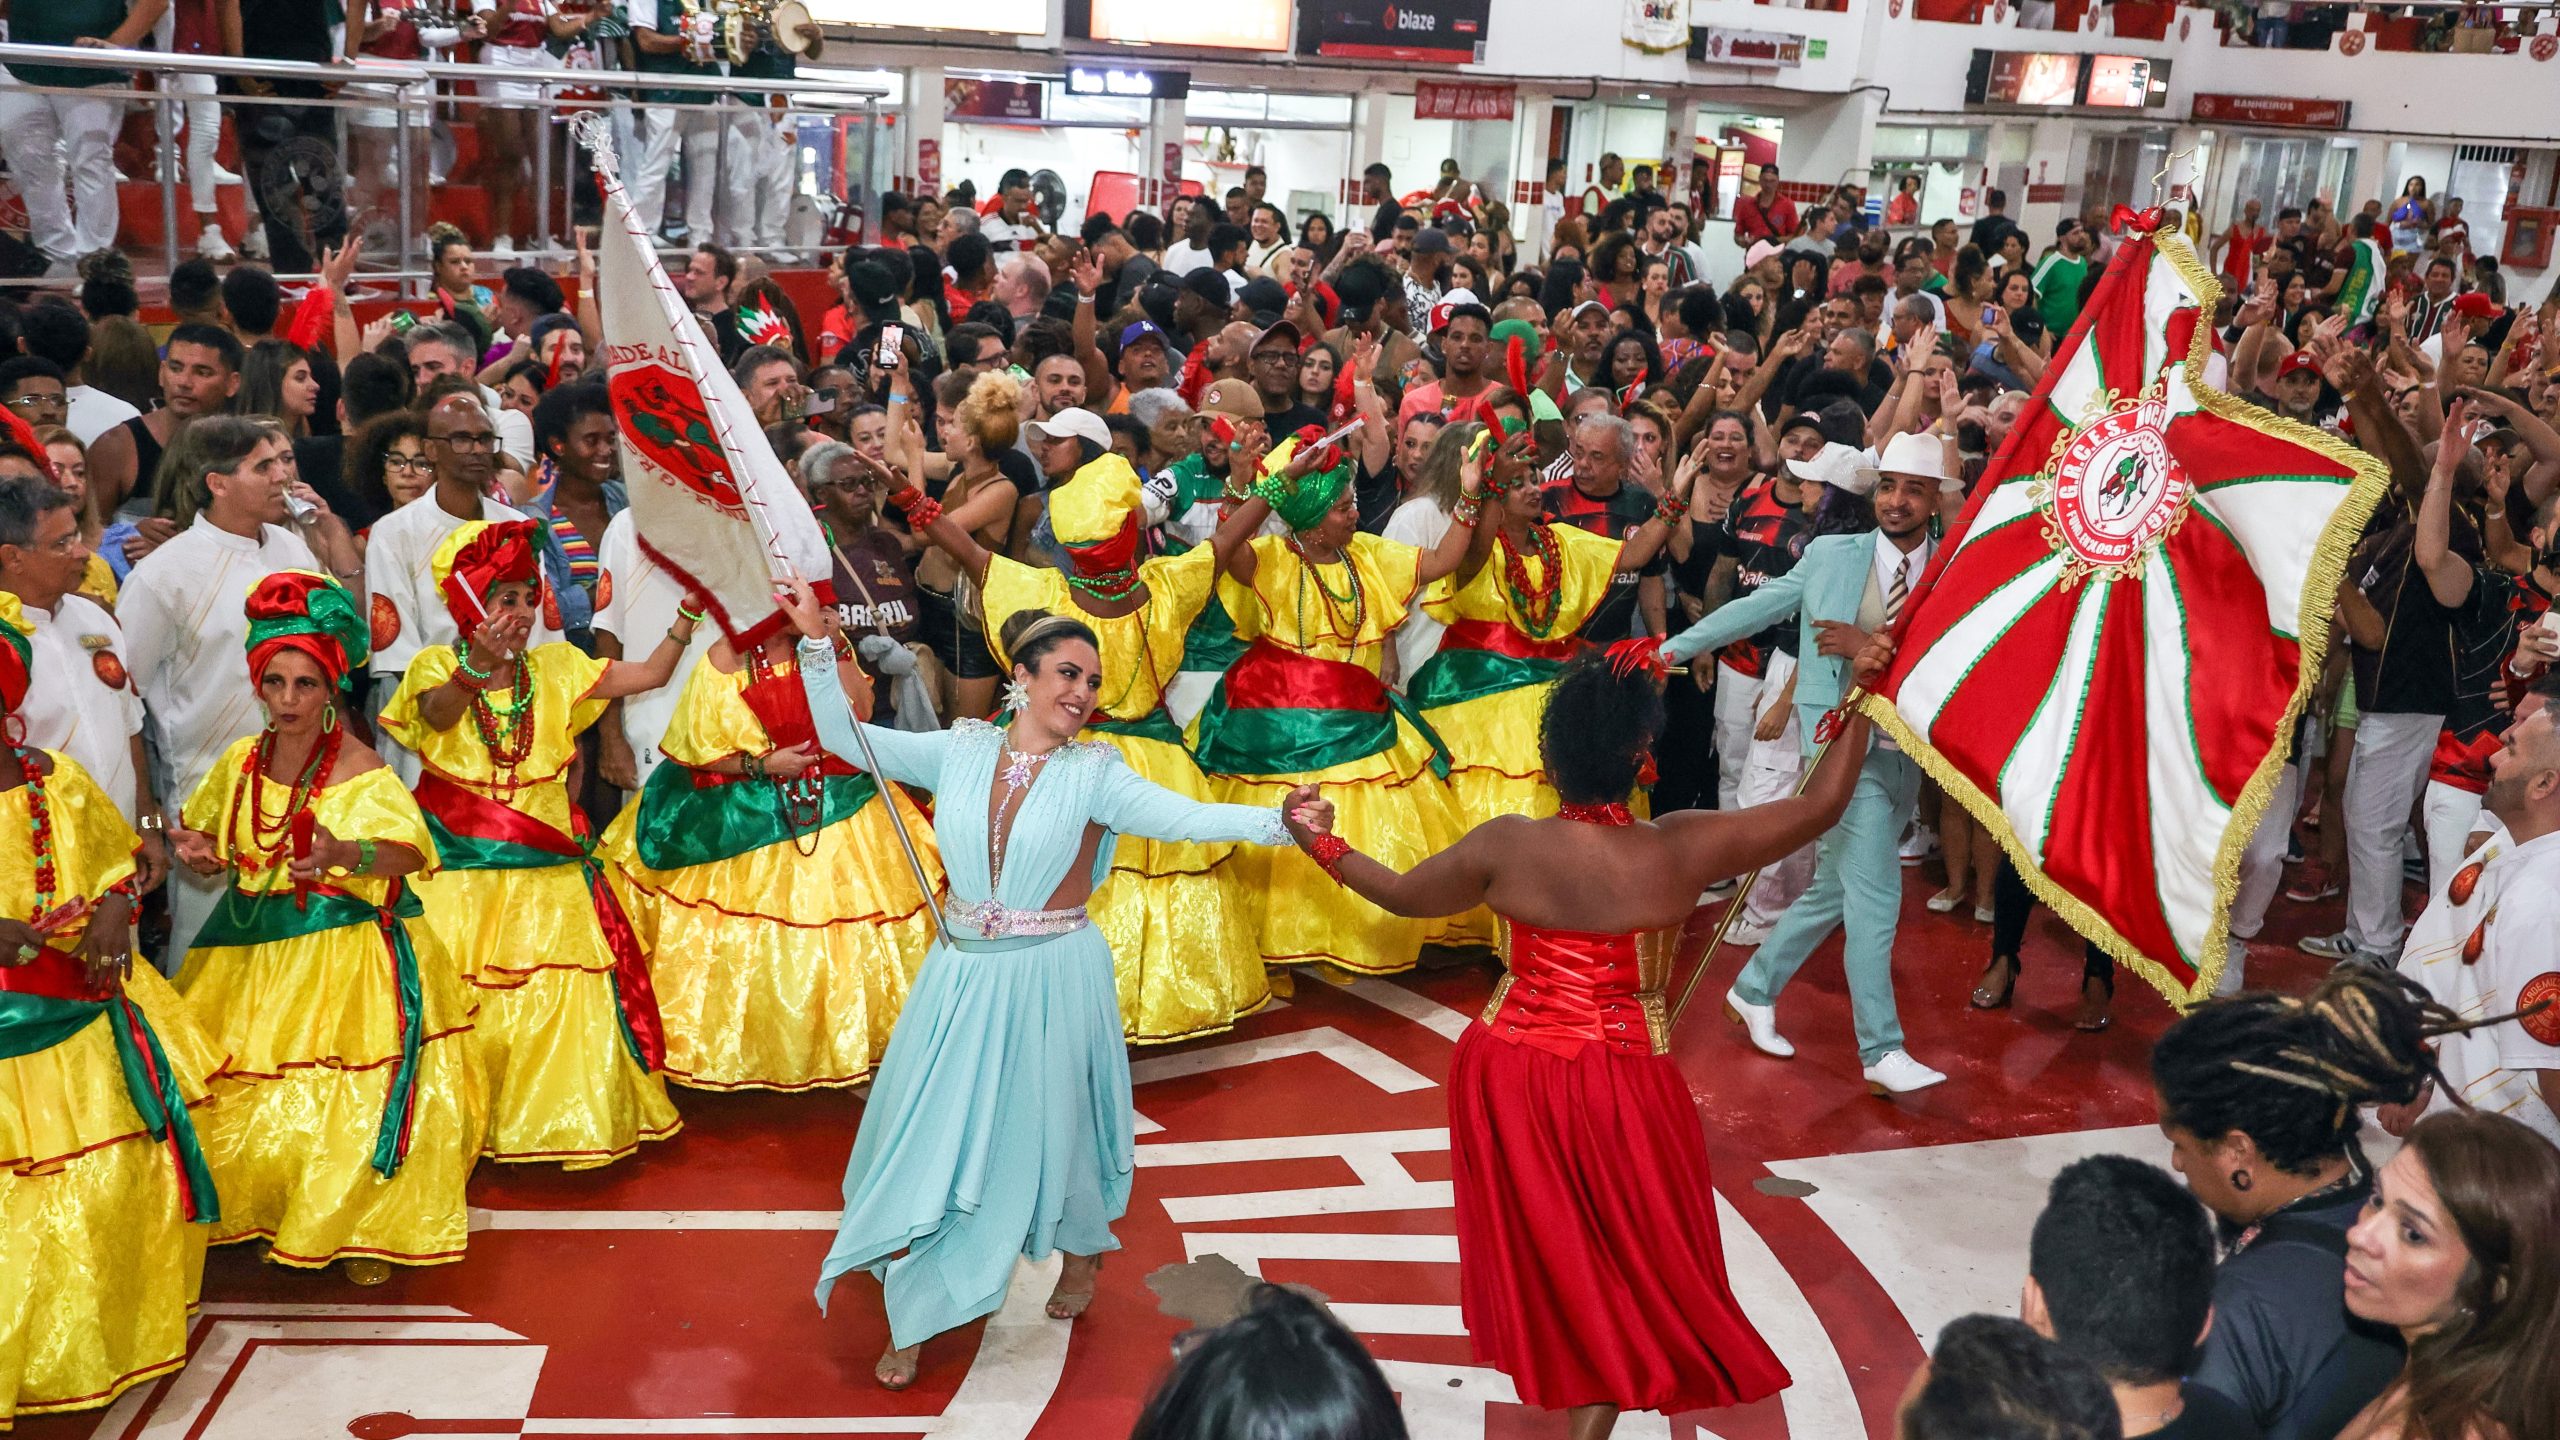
[
  {"x1": 1450, "y1": 493, "x2": 1485, "y2": 527},
  {"x1": 744, "y1": 753, "x2": 766, "y2": 781},
  {"x1": 1652, "y1": 491, "x2": 1691, "y2": 525},
  {"x1": 676, "y1": 603, "x2": 707, "y2": 624},
  {"x1": 1303, "y1": 833, "x2": 1355, "y2": 884},
  {"x1": 355, "y1": 837, "x2": 376, "y2": 875},
  {"x1": 455, "y1": 646, "x2": 496, "y2": 688},
  {"x1": 887, "y1": 394, "x2": 911, "y2": 406},
  {"x1": 138, "y1": 812, "x2": 166, "y2": 833}
]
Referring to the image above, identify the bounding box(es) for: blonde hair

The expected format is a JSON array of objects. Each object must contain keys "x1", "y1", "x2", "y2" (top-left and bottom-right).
[{"x1": 955, "y1": 369, "x2": 1024, "y2": 455}]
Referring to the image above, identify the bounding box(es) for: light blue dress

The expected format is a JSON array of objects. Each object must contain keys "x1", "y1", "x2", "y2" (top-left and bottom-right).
[{"x1": 796, "y1": 639, "x2": 1292, "y2": 1346}]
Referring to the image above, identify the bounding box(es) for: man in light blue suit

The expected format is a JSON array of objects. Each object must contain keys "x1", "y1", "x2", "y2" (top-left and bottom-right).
[{"x1": 1661, "y1": 433, "x2": 1953, "y2": 1094}]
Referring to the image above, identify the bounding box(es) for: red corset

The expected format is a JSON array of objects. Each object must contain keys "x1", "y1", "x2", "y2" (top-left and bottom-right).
[{"x1": 1479, "y1": 918, "x2": 1676, "y2": 1058}]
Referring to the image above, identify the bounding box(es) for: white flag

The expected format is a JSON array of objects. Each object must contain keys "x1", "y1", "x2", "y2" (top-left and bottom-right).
[{"x1": 578, "y1": 115, "x2": 829, "y2": 644}]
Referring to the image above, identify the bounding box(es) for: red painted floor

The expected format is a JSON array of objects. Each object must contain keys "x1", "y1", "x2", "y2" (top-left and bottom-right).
[{"x1": 37, "y1": 858, "x2": 2367, "y2": 1440}]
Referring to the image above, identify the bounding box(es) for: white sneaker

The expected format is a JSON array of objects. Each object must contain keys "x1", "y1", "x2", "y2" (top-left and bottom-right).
[
  {"x1": 489, "y1": 234, "x2": 519, "y2": 258},
  {"x1": 1863, "y1": 1050, "x2": 1947, "y2": 1095},
  {"x1": 40, "y1": 258, "x2": 78, "y2": 281},
  {"x1": 241, "y1": 226, "x2": 270, "y2": 261},
  {"x1": 1725, "y1": 915, "x2": 1773, "y2": 948},
  {"x1": 1723, "y1": 986, "x2": 1794, "y2": 1059},
  {"x1": 196, "y1": 224, "x2": 238, "y2": 262},
  {"x1": 1899, "y1": 824, "x2": 1938, "y2": 865},
  {"x1": 204, "y1": 163, "x2": 244, "y2": 187},
  {"x1": 1699, "y1": 876, "x2": 1738, "y2": 903}
]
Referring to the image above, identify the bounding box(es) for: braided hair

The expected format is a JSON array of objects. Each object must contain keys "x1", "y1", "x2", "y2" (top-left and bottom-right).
[{"x1": 2152, "y1": 967, "x2": 2489, "y2": 1177}]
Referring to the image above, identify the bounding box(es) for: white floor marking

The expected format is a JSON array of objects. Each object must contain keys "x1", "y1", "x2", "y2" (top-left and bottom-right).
[
  {"x1": 1765, "y1": 1124, "x2": 2167, "y2": 1348},
  {"x1": 103, "y1": 1320, "x2": 537, "y2": 1440},
  {"x1": 919, "y1": 1254, "x2": 1068, "y2": 1440},
  {"x1": 1181, "y1": 1231, "x2": 1461, "y2": 1268},
  {"x1": 1140, "y1": 1128, "x2": 1453, "y2": 1223},
  {"x1": 1378, "y1": 1361, "x2": 1675, "y2": 1440},
  {"x1": 1341, "y1": 977, "x2": 1476, "y2": 1039},
  {"x1": 1714, "y1": 1192, "x2": 1864, "y2": 1437},
  {"x1": 1327, "y1": 1303, "x2": 1468, "y2": 1336},
  {"x1": 1129, "y1": 1025, "x2": 1436, "y2": 1094}
]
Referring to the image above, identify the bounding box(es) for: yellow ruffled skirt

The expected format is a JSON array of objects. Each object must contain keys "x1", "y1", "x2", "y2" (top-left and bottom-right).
[
  {"x1": 178, "y1": 923, "x2": 486, "y2": 1269},
  {"x1": 1419, "y1": 687, "x2": 1559, "y2": 949},
  {"x1": 602, "y1": 787, "x2": 943, "y2": 1091},
  {"x1": 1, "y1": 968, "x2": 222, "y2": 1427},
  {"x1": 1090, "y1": 729, "x2": 1270, "y2": 1043},
  {"x1": 413, "y1": 864, "x2": 682, "y2": 1169},
  {"x1": 1214, "y1": 715, "x2": 1468, "y2": 977}
]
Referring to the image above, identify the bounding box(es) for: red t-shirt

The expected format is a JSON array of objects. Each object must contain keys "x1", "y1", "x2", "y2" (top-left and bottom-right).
[{"x1": 479, "y1": 0, "x2": 550, "y2": 49}]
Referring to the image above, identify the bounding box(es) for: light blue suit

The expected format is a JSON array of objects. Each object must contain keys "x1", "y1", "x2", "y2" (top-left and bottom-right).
[{"x1": 1662, "y1": 533, "x2": 1921, "y2": 1065}]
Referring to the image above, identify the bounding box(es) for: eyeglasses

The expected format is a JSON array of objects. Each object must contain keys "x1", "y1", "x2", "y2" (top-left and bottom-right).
[
  {"x1": 4, "y1": 394, "x2": 61, "y2": 411},
  {"x1": 1251, "y1": 351, "x2": 1296, "y2": 368},
  {"x1": 430, "y1": 432, "x2": 500, "y2": 452},
  {"x1": 384, "y1": 453, "x2": 433, "y2": 472}
]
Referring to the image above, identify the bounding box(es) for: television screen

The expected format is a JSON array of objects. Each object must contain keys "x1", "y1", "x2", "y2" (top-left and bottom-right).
[
  {"x1": 2087, "y1": 54, "x2": 2164, "y2": 108},
  {"x1": 1983, "y1": 51, "x2": 2081, "y2": 106}
]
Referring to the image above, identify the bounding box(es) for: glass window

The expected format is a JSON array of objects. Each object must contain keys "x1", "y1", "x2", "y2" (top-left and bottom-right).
[
  {"x1": 1874, "y1": 125, "x2": 1931, "y2": 160},
  {"x1": 1189, "y1": 90, "x2": 1269, "y2": 122}
]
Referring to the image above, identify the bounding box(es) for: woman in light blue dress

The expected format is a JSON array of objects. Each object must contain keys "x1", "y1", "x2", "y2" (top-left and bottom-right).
[{"x1": 779, "y1": 579, "x2": 1317, "y2": 1390}]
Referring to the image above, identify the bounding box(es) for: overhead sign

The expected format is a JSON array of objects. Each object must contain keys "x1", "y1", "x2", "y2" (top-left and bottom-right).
[
  {"x1": 2190, "y1": 93, "x2": 2352, "y2": 129},
  {"x1": 1078, "y1": 0, "x2": 1291, "y2": 50},
  {"x1": 1687, "y1": 26, "x2": 1807, "y2": 66},
  {"x1": 1412, "y1": 79, "x2": 1512, "y2": 120},
  {"x1": 1298, "y1": 0, "x2": 1489, "y2": 64},
  {"x1": 1065, "y1": 64, "x2": 1190, "y2": 98},
  {"x1": 943, "y1": 77, "x2": 1043, "y2": 121},
  {"x1": 805, "y1": 0, "x2": 1045, "y2": 36}
]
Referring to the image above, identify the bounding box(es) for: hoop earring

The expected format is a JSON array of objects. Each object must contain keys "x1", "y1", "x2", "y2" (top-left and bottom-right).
[
  {"x1": 2231, "y1": 1170, "x2": 2253, "y2": 1193},
  {"x1": 321, "y1": 701, "x2": 339, "y2": 733},
  {"x1": 260, "y1": 703, "x2": 277, "y2": 734},
  {"x1": 1, "y1": 713, "x2": 24, "y2": 748}
]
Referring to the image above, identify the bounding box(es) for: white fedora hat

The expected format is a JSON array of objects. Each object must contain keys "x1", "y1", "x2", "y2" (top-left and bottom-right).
[{"x1": 1874, "y1": 430, "x2": 1957, "y2": 488}]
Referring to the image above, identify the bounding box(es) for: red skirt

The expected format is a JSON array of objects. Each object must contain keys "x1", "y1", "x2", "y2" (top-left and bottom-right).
[{"x1": 1449, "y1": 1022, "x2": 1790, "y2": 1415}]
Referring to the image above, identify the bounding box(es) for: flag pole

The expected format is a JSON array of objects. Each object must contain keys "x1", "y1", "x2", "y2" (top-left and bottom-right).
[{"x1": 569, "y1": 112, "x2": 944, "y2": 940}]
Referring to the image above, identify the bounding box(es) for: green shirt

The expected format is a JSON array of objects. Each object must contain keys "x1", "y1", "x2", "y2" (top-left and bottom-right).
[
  {"x1": 4, "y1": 0, "x2": 132, "y2": 88},
  {"x1": 2033, "y1": 253, "x2": 2091, "y2": 339}
]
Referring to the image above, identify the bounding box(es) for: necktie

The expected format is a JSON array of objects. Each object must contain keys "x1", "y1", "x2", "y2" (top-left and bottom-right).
[{"x1": 1884, "y1": 558, "x2": 1909, "y2": 629}]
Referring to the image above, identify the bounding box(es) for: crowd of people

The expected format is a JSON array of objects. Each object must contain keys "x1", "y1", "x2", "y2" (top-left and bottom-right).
[{"x1": 4, "y1": 130, "x2": 2560, "y2": 1440}]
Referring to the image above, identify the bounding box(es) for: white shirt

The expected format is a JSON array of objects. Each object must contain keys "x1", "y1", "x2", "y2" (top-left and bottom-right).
[
  {"x1": 2401, "y1": 825, "x2": 2560, "y2": 1148},
  {"x1": 1162, "y1": 240, "x2": 1213, "y2": 277},
  {"x1": 363, "y1": 489, "x2": 547, "y2": 685},
  {"x1": 14, "y1": 591, "x2": 146, "y2": 824},
  {"x1": 593, "y1": 509, "x2": 713, "y2": 786},
  {"x1": 483, "y1": 383, "x2": 536, "y2": 469},
  {"x1": 66, "y1": 385, "x2": 140, "y2": 447},
  {"x1": 1869, "y1": 532, "x2": 1932, "y2": 753},
  {"x1": 118, "y1": 514, "x2": 319, "y2": 805},
  {"x1": 1382, "y1": 495, "x2": 1453, "y2": 692},
  {"x1": 980, "y1": 211, "x2": 1043, "y2": 253}
]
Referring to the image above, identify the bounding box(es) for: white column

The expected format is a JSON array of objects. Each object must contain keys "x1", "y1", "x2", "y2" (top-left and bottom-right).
[
  {"x1": 1776, "y1": 87, "x2": 1880, "y2": 200},
  {"x1": 905, "y1": 63, "x2": 945, "y2": 197},
  {"x1": 1145, "y1": 96, "x2": 1188, "y2": 211}
]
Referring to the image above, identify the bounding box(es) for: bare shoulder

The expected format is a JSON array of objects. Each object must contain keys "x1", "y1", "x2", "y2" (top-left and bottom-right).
[{"x1": 329, "y1": 740, "x2": 389, "y2": 784}]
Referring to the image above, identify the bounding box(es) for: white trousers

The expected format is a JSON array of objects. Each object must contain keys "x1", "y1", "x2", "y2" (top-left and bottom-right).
[
  {"x1": 2341, "y1": 710, "x2": 2441, "y2": 956},
  {"x1": 750, "y1": 114, "x2": 795, "y2": 249},
  {"x1": 152, "y1": 71, "x2": 225, "y2": 214},
  {"x1": 1731, "y1": 652, "x2": 1812, "y2": 928},
  {"x1": 0, "y1": 88, "x2": 122, "y2": 260},
  {"x1": 2223, "y1": 760, "x2": 2304, "y2": 995},
  {"x1": 631, "y1": 103, "x2": 723, "y2": 240},
  {"x1": 2421, "y1": 780, "x2": 2485, "y2": 894},
  {"x1": 1712, "y1": 659, "x2": 1761, "y2": 813},
  {"x1": 714, "y1": 100, "x2": 767, "y2": 246}
]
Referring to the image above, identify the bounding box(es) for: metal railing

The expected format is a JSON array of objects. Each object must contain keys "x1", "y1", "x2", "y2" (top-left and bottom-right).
[{"x1": 0, "y1": 41, "x2": 884, "y2": 288}]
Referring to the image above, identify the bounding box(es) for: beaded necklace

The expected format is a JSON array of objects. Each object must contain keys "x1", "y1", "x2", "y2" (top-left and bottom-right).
[
  {"x1": 1497, "y1": 521, "x2": 1565, "y2": 638},
  {"x1": 15, "y1": 746, "x2": 59, "y2": 919},
  {"x1": 1286, "y1": 537, "x2": 1367, "y2": 645},
  {"x1": 1066, "y1": 565, "x2": 1142, "y2": 603},
  {"x1": 227, "y1": 721, "x2": 343, "y2": 895},
  {"x1": 746, "y1": 646, "x2": 828, "y2": 854},
  {"x1": 1556, "y1": 801, "x2": 1633, "y2": 827},
  {"x1": 464, "y1": 644, "x2": 538, "y2": 775}
]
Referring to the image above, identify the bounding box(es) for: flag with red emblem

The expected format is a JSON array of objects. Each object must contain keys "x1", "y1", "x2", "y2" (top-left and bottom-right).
[
  {"x1": 1861, "y1": 226, "x2": 2388, "y2": 1005},
  {"x1": 574, "y1": 115, "x2": 829, "y2": 645}
]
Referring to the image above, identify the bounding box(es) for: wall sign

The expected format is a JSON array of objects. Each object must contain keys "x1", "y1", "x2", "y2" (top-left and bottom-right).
[
  {"x1": 1298, "y1": 0, "x2": 1489, "y2": 64},
  {"x1": 1074, "y1": 0, "x2": 1292, "y2": 51},
  {"x1": 1412, "y1": 79, "x2": 1513, "y2": 120},
  {"x1": 1065, "y1": 64, "x2": 1190, "y2": 98},
  {"x1": 2189, "y1": 93, "x2": 2351, "y2": 129},
  {"x1": 943, "y1": 77, "x2": 1043, "y2": 121},
  {"x1": 1688, "y1": 26, "x2": 1807, "y2": 66}
]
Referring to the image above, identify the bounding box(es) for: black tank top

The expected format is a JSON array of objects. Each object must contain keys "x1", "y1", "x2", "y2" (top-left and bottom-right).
[{"x1": 120, "y1": 415, "x2": 165, "y2": 516}]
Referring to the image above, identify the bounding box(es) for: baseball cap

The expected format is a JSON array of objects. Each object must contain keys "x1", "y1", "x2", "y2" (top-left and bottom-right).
[
  {"x1": 1026, "y1": 407, "x2": 1112, "y2": 450},
  {"x1": 1564, "y1": 298, "x2": 1611, "y2": 324},
  {"x1": 2450, "y1": 291, "x2": 2500, "y2": 320},
  {"x1": 1412, "y1": 227, "x2": 1453, "y2": 254},
  {"x1": 2277, "y1": 349, "x2": 2322, "y2": 379},
  {"x1": 1428, "y1": 287, "x2": 1488, "y2": 334},
  {"x1": 1253, "y1": 319, "x2": 1304, "y2": 355},
  {"x1": 1116, "y1": 319, "x2": 1170, "y2": 352},
  {"x1": 1237, "y1": 277, "x2": 1290, "y2": 326},
  {"x1": 1778, "y1": 412, "x2": 1829, "y2": 444},
  {"x1": 1198, "y1": 378, "x2": 1265, "y2": 421},
  {"x1": 1787, "y1": 441, "x2": 1876, "y2": 496},
  {"x1": 2056, "y1": 218, "x2": 2086, "y2": 241},
  {"x1": 1743, "y1": 239, "x2": 1781, "y2": 270},
  {"x1": 1181, "y1": 269, "x2": 1232, "y2": 306}
]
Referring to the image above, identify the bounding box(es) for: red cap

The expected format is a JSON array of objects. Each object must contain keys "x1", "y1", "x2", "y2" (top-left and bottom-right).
[
  {"x1": 2450, "y1": 292, "x2": 2500, "y2": 320},
  {"x1": 2277, "y1": 349, "x2": 2322, "y2": 379}
]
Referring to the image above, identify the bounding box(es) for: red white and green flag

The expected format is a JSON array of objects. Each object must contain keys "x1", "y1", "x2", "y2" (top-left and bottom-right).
[
  {"x1": 1863, "y1": 225, "x2": 2387, "y2": 1004},
  {"x1": 571, "y1": 114, "x2": 830, "y2": 646}
]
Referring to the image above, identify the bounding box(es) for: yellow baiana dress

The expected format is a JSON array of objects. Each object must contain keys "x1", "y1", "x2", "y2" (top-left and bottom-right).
[
  {"x1": 1408, "y1": 523, "x2": 1623, "y2": 947},
  {"x1": 383, "y1": 643, "x2": 681, "y2": 1169},
  {"x1": 178, "y1": 740, "x2": 485, "y2": 1269},
  {"x1": 1191, "y1": 534, "x2": 1467, "y2": 976},
  {"x1": 599, "y1": 650, "x2": 944, "y2": 1091},
  {"x1": 981, "y1": 546, "x2": 1269, "y2": 1042},
  {"x1": 1, "y1": 756, "x2": 224, "y2": 1427}
]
